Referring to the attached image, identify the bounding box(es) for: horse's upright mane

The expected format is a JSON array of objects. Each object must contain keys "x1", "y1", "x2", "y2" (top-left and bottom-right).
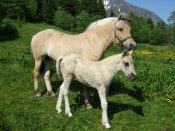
[{"x1": 85, "y1": 17, "x2": 116, "y2": 31}]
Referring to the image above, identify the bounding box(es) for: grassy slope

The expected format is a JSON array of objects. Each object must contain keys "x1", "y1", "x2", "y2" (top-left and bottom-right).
[{"x1": 0, "y1": 23, "x2": 175, "y2": 131}]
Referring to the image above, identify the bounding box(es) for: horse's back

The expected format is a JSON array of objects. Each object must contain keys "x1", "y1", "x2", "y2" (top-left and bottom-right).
[{"x1": 31, "y1": 29, "x2": 63, "y2": 43}]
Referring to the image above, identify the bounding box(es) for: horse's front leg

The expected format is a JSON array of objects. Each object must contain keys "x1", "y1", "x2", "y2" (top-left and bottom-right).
[
  {"x1": 97, "y1": 86, "x2": 111, "y2": 129},
  {"x1": 43, "y1": 58, "x2": 55, "y2": 96},
  {"x1": 84, "y1": 86, "x2": 92, "y2": 109}
]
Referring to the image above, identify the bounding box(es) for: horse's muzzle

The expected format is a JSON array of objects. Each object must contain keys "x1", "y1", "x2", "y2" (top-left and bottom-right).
[
  {"x1": 129, "y1": 73, "x2": 136, "y2": 81},
  {"x1": 123, "y1": 41, "x2": 136, "y2": 51},
  {"x1": 129, "y1": 43, "x2": 137, "y2": 51}
]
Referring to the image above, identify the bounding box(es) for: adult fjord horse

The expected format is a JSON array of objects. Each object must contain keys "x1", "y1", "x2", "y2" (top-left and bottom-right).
[{"x1": 31, "y1": 13, "x2": 136, "y2": 105}]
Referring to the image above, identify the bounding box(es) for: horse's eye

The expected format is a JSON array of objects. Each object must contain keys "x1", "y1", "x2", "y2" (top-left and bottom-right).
[
  {"x1": 124, "y1": 62, "x2": 129, "y2": 67},
  {"x1": 118, "y1": 28, "x2": 123, "y2": 31}
]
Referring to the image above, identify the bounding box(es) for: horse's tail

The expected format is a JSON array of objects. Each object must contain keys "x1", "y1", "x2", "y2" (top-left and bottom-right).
[{"x1": 56, "y1": 56, "x2": 63, "y2": 77}]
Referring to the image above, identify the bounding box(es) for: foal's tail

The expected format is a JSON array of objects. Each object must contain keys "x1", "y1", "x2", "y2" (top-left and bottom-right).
[{"x1": 56, "y1": 56, "x2": 63, "y2": 77}]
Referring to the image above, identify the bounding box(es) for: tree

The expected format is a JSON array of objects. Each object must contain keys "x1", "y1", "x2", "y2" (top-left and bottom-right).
[
  {"x1": 54, "y1": 7, "x2": 76, "y2": 31},
  {"x1": 0, "y1": 1, "x2": 5, "y2": 22},
  {"x1": 41, "y1": 0, "x2": 56, "y2": 24},
  {"x1": 110, "y1": 10, "x2": 115, "y2": 17},
  {"x1": 97, "y1": 0, "x2": 106, "y2": 17},
  {"x1": 167, "y1": 11, "x2": 175, "y2": 45},
  {"x1": 78, "y1": 0, "x2": 106, "y2": 17},
  {"x1": 0, "y1": 18, "x2": 19, "y2": 41},
  {"x1": 147, "y1": 18, "x2": 154, "y2": 30},
  {"x1": 132, "y1": 16, "x2": 151, "y2": 43},
  {"x1": 25, "y1": 0, "x2": 38, "y2": 22},
  {"x1": 168, "y1": 11, "x2": 175, "y2": 25},
  {"x1": 76, "y1": 11, "x2": 91, "y2": 32},
  {"x1": 2, "y1": 0, "x2": 27, "y2": 20},
  {"x1": 56, "y1": 0, "x2": 79, "y2": 16}
]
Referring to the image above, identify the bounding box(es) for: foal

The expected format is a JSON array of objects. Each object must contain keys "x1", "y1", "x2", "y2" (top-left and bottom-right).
[{"x1": 56, "y1": 50, "x2": 136, "y2": 128}]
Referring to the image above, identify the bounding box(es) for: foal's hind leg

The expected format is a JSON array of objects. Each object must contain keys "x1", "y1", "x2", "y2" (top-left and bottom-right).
[
  {"x1": 33, "y1": 59, "x2": 42, "y2": 97},
  {"x1": 43, "y1": 58, "x2": 55, "y2": 97}
]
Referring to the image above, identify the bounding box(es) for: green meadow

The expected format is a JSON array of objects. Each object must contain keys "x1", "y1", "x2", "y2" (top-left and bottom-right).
[{"x1": 0, "y1": 23, "x2": 175, "y2": 131}]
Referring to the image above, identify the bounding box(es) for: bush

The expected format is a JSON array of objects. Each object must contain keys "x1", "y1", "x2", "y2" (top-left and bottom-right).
[
  {"x1": 76, "y1": 11, "x2": 91, "y2": 32},
  {"x1": 0, "y1": 18, "x2": 19, "y2": 41},
  {"x1": 54, "y1": 7, "x2": 76, "y2": 31},
  {"x1": 76, "y1": 11, "x2": 103, "y2": 32}
]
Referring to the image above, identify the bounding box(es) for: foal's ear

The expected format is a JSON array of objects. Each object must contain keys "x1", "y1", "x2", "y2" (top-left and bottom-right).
[
  {"x1": 129, "y1": 50, "x2": 133, "y2": 55},
  {"x1": 122, "y1": 50, "x2": 129, "y2": 57}
]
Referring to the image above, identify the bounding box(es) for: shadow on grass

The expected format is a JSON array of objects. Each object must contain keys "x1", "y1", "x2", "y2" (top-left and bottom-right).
[
  {"x1": 108, "y1": 81, "x2": 145, "y2": 102},
  {"x1": 50, "y1": 79, "x2": 144, "y2": 102},
  {"x1": 108, "y1": 102, "x2": 144, "y2": 120},
  {"x1": 41, "y1": 80, "x2": 63, "y2": 96},
  {"x1": 50, "y1": 80, "x2": 144, "y2": 118},
  {"x1": 0, "y1": 34, "x2": 19, "y2": 42},
  {"x1": 0, "y1": 111, "x2": 11, "y2": 131}
]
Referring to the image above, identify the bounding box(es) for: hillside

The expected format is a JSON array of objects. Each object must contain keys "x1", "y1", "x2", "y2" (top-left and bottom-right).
[{"x1": 103, "y1": 0, "x2": 164, "y2": 24}]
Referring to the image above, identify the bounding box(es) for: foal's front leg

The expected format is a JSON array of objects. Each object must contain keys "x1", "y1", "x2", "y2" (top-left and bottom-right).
[
  {"x1": 63, "y1": 78, "x2": 73, "y2": 117},
  {"x1": 56, "y1": 82, "x2": 64, "y2": 113},
  {"x1": 98, "y1": 86, "x2": 111, "y2": 129}
]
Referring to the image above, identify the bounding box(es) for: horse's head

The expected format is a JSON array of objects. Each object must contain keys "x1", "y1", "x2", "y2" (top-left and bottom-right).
[
  {"x1": 114, "y1": 13, "x2": 136, "y2": 51},
  {"x1": 120, "y1": 50, "x2": 136, "y2": 81}
]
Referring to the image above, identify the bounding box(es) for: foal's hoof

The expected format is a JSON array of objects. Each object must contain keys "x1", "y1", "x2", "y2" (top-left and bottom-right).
[
  {"x1": 85, "y1": 101, "x2": 92, "y2": 109},
  {"x1": 56, "y1": 108, "x2": 62, "y2": 113},
  {"x1": 68, "y1": 112, "x2": 73, "y2": 117},
  {"x1": 105, "y1": 124, "x2": 111, "y2": 129},
  {"x1": 47, "y1": 91, "x2": 56, "y2": 97},
  {"x1": 34, "y1": 90, "x2": 41, "y2": 97},
  {"x1": 102, "y1": 122, "x2": 111, "y2": 129},
  {"x1": 65, "y1": 112, "x2": 73, "y2": 117}
]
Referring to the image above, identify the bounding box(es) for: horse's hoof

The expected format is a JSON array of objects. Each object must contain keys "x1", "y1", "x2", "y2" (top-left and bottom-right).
[
  {"x1": 47, "y1": 91, "x2": 56, "y2": 97},
  {"x1": 34, "y1": 90, "x2": 41, "y2": 97},
  {"x1": 85, "y1": 102, "x2": 92, "y2": 109}
]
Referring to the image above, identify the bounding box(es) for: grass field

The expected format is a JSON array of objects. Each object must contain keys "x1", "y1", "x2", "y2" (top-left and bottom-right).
[{"x1": 0, "y1": 23, "x2": 175, "y2": 131}]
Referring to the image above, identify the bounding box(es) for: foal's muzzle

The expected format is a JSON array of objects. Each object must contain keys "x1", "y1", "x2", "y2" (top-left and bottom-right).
[{"x1": 129, "y1": 73, "x2": 136, "y2": 81}]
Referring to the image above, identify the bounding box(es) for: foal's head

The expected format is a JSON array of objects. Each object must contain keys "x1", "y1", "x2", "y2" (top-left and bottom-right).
[
  {"x1": 120, "y1": 50, "x2": 136, "y2": 81},
  {"x1": 114, "y1": 13, "x2": 136, "y2": 51}
]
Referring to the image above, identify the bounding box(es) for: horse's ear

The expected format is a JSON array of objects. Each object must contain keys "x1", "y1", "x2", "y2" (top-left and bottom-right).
[
  {"x1": 118, "y1": 13, "x2": 132, "y2": 23},
  {"x1": 118, "y1": 13, "x2": 123, "y2": 21},
  {"x1": 123, "y1": 50, "x2": 129, "y2": 57}
]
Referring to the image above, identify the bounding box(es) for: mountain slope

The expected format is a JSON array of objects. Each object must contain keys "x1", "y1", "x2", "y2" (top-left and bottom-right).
[{"x1": 103, "y1": 0, "x2": 164, "y2": 24}]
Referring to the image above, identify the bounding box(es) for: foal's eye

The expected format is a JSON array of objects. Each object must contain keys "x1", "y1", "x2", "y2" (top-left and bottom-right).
[
  {"x1": 124, "y1": 62, "x2": 129, "y2": 67},
  {"x1": 118, "y1": 28, "x2": 123, "y2": 31}
]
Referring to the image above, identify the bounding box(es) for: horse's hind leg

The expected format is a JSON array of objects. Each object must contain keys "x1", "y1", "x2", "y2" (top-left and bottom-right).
[
  {"x1": 43, "y1": 57, "x2": 55, "y2": 97},
  {"x1": 33, "y1": 59, "x2": 42, "y2": 97},
  {"x1": 84, "y1": 86, "x2": 92, "y2": 109}
]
